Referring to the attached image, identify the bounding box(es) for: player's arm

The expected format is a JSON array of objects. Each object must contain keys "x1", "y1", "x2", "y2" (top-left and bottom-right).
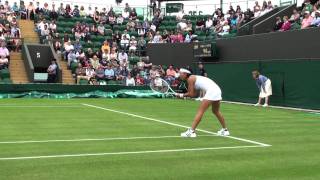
[{"x1": 176, "y1": 76, "x2": 196, "y2": 98}]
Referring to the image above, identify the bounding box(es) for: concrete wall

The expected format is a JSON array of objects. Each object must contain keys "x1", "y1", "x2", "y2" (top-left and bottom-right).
[{"x1": 216, "y1": 27, "x2": 320, "y2": 61}]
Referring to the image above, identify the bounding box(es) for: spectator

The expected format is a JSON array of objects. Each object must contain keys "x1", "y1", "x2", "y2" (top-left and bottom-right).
[
  {"x1": 165, "y1": 64, "x2": 176, "y2": 84},
  {"x1": 311, "y1": 11, "x2": 320, "y2": 27},
  {"x1": 0, "y1": 42, "x2": 9, "y2": 58},
  {"x1": 0, "y1": 55, "x2": 8, "y2": 70},
  {"x1": 176, "y1": 19, "x2": 186, "y2": 31},
  {"x1": 196, "y1": 18, "x2": 205, "y2": 30},
  {"x1": 137, "y1": 36, "x2": 146, "y2": 53},
  {"x1": 101, "y1": 41, "x2": 110, "y2": 54},
  {"x1": 289, "y1": 9, "x2": 300, "y2": 23},
  {"x1": 135, "y1": 74, "x2": 145, "y2": 85},
  {"x1": 90, "y1": 55, "x2": 100, "y2": 70},
  {"x1": 205, "y1": 16, "x2": 213, "y2": 30},
  {"x1": 27, "y1": 2, "x2": 35, "y2": 20},
  {"x1": 97, "y1": 22, "x2": 105, "y2": 35},
  {"x1": 67, "y1": 49, "x2": 77, "y2": 67},
  {"x1": 197, "y1": 63, "x2": 207, "y2": 77},
  {"x1": 176, "y1": 10, "x2": 185, "y2": 21},
  {"x1": 118, "y1": 50, "x2": 128, "y2": 66},
  {"x1": 95, "y1": 65, "x2": 105, "y2": 81},
  {"x1": 104, "y1": 65, "x2": 115, "y2": 80},
  {"x1": 121, "y1": 30, "x2": 130, "y2": 40},
  {"x1": 117, "y1": 14, "x2": 124, "y2": 24},
  {"x1": 79, "y1": 6, "x2": 86, "y2": 17},
  {"x1": 253, "y1": 1, "x2": 261, "y2": 17},
  {"x1": 301, "y1": 11, "x2": 313, "y2": 29},
  {"x1": 273, "y1": 16, "x2": 283, "y2": 31},
  {"x1": 47, "y1": 59, "x2": 57, "y2": 83},
  {"x1": 73, "y1": 39, "x2": 82, "y2": 53},
  {"x1": 126, "y1": 73, "x2": 135, "y2": 86},
  {"x1": 77, "y1": 65, "x2": 95, "y2": 84},
  {"x1": 279, "y1": 16, "x2": 291, "y2": 31},
  {"x1": 120, "y1": 36, "x2": 129, "y2": 50},
  {"x1": 184, "y1": 31, "x2": 193, "y2": 43},
  {"x1": 122, "y1": 9, "x2": 130, "y2": 19},
  {"x1": 129, "y1": 8, "x2": 137, "y2": 20}
]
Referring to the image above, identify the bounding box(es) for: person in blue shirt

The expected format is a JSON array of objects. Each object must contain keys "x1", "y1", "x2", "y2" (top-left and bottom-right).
[{"x1": 252, "y1": 70, "x2": 272, "y2": 107}]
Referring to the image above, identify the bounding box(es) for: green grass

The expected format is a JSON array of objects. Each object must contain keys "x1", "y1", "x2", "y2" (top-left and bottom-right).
[{"x1": 0, "y1": 99, "x2": 319, "y2": 180}]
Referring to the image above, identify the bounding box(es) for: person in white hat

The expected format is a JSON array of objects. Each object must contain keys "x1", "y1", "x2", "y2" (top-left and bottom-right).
[{"x1": 176, "y1": 68, "x2": 229, "y2": 137}]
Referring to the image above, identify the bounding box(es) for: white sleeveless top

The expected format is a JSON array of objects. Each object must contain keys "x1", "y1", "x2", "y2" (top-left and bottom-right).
[{"x1": 194, "y1": 75, "x2": 221, "y2": 92}]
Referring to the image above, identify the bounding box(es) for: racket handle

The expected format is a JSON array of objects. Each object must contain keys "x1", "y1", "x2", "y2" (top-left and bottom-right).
[{"x1": 175, "y1": 93, "x2": 184, "y2": 98}]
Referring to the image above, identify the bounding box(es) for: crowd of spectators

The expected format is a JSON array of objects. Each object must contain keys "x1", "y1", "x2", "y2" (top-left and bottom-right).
[
  {"x1": 28, "y1": 0, "x2": 319, "y2": 85},
  {"x1": 273, "y1": 0, "x2": 320, "y2": 32},
  {"x1": 0, "y1": 1, "x2": 22, "y2": 72}
]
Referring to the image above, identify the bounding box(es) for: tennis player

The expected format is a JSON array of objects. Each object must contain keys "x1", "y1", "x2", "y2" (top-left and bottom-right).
[
  {"x1": 176, "y1": 68, "x2": 230, "y2": 137},
  {"x1": 252, "y1": 70, "x2": 272, "y2": 107}
]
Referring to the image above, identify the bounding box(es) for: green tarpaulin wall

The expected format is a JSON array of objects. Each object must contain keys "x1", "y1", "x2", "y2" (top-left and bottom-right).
[
  {"x1": 0, "y1": 84, "x2": 166, "y2": 98},
  {"x1": 204, "y1": 60, "x2": 320, "y2": 110}
]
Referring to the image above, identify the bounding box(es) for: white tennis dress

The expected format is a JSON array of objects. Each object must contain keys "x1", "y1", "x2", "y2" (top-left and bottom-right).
[{"x1": 194, "y1": 75, "x2": 222, "y2": 101}]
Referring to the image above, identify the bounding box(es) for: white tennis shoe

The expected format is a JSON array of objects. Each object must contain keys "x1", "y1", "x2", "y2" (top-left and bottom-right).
[
  {"x1": 217, "y1": 129, "x2": 230, "y2": 136},
  {"x1": 181, "y1": 128, "x2": 197, "y2": 138},
  {"x1": 254, "y1": 103, "x2": 261, "y2": 106},
  {"x1": 262, "y1": 104, "x2": 269, "y2": 107}
]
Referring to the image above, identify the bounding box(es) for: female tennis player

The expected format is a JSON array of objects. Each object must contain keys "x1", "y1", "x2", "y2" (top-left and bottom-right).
[
  {"x1": 252, "y1": 70, "x2": 272, "y2": 107},
  {"x1": 176, "y1": 68, "x2": 229, "y2": 137}
]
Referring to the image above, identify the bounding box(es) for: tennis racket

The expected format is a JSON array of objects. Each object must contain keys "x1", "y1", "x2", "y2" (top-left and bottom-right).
[{"x1": 150, "y1": 77, "x2": 177, "y2": 96}]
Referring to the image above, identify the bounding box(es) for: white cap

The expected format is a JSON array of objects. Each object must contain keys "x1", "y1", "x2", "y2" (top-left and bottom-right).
[{"x1": 179, "y1": 68, "x2": 191, "y2": 74}]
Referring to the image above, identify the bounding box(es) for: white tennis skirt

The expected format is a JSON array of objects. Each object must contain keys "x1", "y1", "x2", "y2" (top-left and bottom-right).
[
  {"x1": 259, "y1": 79, "x2": 272, "y2": 98},
  {"x1": 202, "y1": 88, "x2": 222, "y2": 101}
]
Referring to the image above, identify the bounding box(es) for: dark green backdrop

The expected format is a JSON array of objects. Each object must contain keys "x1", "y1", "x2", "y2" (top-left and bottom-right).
[{"x1": 204, "y1": 60, "x2": 320, "y2": 110}]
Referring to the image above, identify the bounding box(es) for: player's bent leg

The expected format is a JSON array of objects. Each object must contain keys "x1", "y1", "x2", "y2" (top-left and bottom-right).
[
  {"x1": 212, "y1": 101, "x2": 230, "y2": 136},
  {"x1": 181, "y1": 100, "x2": 211, "y2": 138}
]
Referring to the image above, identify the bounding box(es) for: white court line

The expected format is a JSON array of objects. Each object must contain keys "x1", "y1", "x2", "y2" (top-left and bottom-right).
[
  {"x1": 0, "y1": 145, "x2": 263, "y2": 161},
  {"x1": 0, "y1": 135, "x2": 216, "y2": 144},
  {"x1": 0, "y1": 105, "x2": 81, "y2": 108},
  {"x1": 82, "y1": 103, "x2": 271, "y2": 147},
  {"x1": 222, "y1": 101, "x2": 320, "y2": 113}
]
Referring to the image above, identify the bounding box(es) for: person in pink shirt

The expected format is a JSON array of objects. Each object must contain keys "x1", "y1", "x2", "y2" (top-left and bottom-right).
[
  {"x1": 279, "y1": 16, "x2": 291, "y2": 31},
  {"x1": 165, "y1": 64, "x2": 177, "y2": 84},
  {"x1": 301, "y1": 11, "x2": 313, "y2": 29},
  {"x1": 176, "y1": 32, "x2": 184, "y2": 43}
]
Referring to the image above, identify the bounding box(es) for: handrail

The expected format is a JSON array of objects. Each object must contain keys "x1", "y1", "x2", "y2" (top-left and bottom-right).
[{"x1": 22, "y1": 43, "x2": 35, "y2": 82}]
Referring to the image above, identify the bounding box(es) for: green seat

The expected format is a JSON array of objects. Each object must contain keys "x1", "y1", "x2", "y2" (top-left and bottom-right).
[
  {"x1": 92, "y1": 48, "x2": 100, "y2": 52},
  {"x1": 137, "y1": 15, "x2": 144, "y2": 21},
  {"x1": 129, "y1": 56, "x2": 140, "y2": 65},
  {"x1": 57, "y1": 27, "x2": 64, "y2": 33},
  {"x1": 64, "y1": 28, "x2": 72, "y2": 34},
  {"x1": 79, "y1": 79, "x2": 88, "y2": 85},
  {"x1": 119, "y1": 25, "x2": 127, "y2": 31},
  {"x1": 129, "y1": 31, "x2": 138, "y2": 37},
  {"x1": 158, "y1": 26, "x2": 166, "y2": 31},
  {"x1": 169, "y1": 21, "x2": 177, "y2": 26},
  {"x1": 105, "y1": 29, "x2": 113, "y2": 36},
  {"x1": 70, "y1": 62, "x2": 78, "y2": 74},
  {"x1": 197, "y1": 36, "x2": 206, "y2": 41},
  {"x1": 113, "y1": 25, "x2": 119, "y2": 31},
  {"x1": 65, "y1": 22, "x2": 75, "y2": 28},
  {"x1": 104, "y1": 24, "x2": 112, "y2": 30},
  {"x1": 107, "y1": 80, "x2": 117, "y2": 85},
  {"x1": 0, "y1": 69, "x2": 10, "y2": 79},
  {"x1": 1, "y1": 78, "x2": 12, "y2": 84},
  {"x1": 93, "y1": 42, "x2": 102, "y2": 49},
  {"x1": 96, "y1": 35, "x2": 105, "y2": 42},
  {"x1": 84, "y1": 17, "x2": 94, "y2": 24}
]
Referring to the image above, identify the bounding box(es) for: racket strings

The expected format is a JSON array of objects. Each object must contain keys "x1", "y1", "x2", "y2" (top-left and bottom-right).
[{"x1": 150, "y1": 78, "x2": 170, "y2": 93}]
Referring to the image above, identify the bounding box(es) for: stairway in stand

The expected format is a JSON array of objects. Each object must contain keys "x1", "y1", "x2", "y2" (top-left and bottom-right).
[
  {"x1": 14, "y1": 19, "x2": 74, "y2": 84},
  {"x1": 57, "y1": 57, "x2": 75, "y2": 84},
  {"x1": 9, "y1": 52, "x2": 29, "y2": 83},
  {"x1": 19, "y1": 19, "x2": 39, "y2": 43}
]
